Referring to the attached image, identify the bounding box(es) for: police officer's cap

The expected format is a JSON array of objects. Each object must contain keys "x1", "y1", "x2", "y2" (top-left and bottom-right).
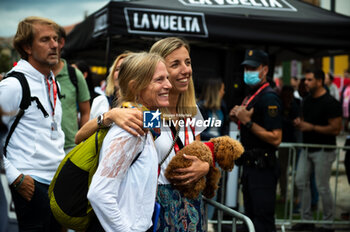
[{"x1": 241, "y1": 49, "x2": 269, "y2": 67}]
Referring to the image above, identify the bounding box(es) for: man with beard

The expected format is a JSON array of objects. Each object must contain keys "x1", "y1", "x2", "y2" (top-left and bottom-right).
[
  {"x1": 52, "y1": 26, "x2": 90, "y2": 154},
  {"x1": 230, "y1": 49, "x2": 282, "y2": 232},
  {"x1": 292, "y1": 69, "x2": 342, "y2": 232},
  {"x1": 0, "y1": 16, "x2": 65, "y2": 231}
]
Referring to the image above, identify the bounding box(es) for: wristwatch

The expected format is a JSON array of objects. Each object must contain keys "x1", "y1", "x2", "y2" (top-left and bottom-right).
[
  {"x1": 97, "y1": 114, "x2": 104, "y2": 128},
  {"x1": 245, "y1": 121, "x2": 253, "y2": 129}
]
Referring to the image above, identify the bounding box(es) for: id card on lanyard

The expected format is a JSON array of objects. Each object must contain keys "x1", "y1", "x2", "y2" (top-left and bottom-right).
[{"x1": 46, "y1": 75, "x2": 58, "y2": 140}]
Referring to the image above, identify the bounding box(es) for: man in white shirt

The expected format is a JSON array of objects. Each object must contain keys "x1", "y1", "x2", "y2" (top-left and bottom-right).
[{"x1": 0, "y1": 16, "x2": 65, "y2": 231}]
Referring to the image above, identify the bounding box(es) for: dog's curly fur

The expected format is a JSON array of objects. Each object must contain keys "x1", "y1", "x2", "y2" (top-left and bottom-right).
[{"x1": 165, "y1": 136, "x2": 244, "y2": 199}]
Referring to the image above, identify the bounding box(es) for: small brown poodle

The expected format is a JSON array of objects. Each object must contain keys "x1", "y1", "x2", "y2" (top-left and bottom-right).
[{"x1": 165, "y1": 136, "x2": 244, "y2": 199}]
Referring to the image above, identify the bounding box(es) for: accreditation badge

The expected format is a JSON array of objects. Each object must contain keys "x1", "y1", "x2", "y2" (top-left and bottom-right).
[{"x1": 51, "y1": 121, "x2": 59, "y2": 140}]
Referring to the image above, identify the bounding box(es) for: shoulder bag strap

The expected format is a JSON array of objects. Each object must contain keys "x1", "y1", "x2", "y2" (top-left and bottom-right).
[
  {"x1": 3, "y1": 72, "x2": 30, "y2": 157},
  {"x1": 159, "y1": 126, "x2": 180, "y2": 167},
  {"x1": 67, "y1": 65, "x2": 79, "y2": 97}
]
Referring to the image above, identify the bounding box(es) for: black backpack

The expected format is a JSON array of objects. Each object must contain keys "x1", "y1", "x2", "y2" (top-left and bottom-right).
[
  {"x1": 2, "y1": 71, "x2": 63, "y2": 157},
  {"x1": 67, "y1": 65, "x2": 79, "y2": 98},
  {"x1": 58, "y1": 65, "x2": 78, "y2": 100}
]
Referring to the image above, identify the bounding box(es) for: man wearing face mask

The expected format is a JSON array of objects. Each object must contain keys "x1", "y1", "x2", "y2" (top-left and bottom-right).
[{"x1": 230, "y1": 49, "x2": 282, "y2": 232}]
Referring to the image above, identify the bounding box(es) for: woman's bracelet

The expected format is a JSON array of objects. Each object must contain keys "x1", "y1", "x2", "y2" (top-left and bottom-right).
[{"x1": 13, "y1": 174, "x2": 25, "y2": 190}]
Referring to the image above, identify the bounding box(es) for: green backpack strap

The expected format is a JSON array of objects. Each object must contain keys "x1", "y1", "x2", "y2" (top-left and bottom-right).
[{"x1": 95, "y1": 128, "x2": 109, "y2": 154}]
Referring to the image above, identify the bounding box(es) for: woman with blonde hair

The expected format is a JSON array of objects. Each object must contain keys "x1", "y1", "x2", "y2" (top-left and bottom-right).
[
  {"x1": 89, "y1": 52, "x2": 131, "y2": 119},
  {"x1": 149, "y1": 37, "x2": 208, "y2": 232},
  {"x1": 150, "y1": 37, "x2": 197, "y2": 117},
  {"x1": 197, "y1": 77, "x2": 228, "y2": 220},
  {"x1": 75, "y1": 38, "x2": 209, "y2": 231},
  {"x1": 198, "y1": 77, "x2": 228, "y2": 141},
  {"x1": 87, "y1": 52, "x2": 171, "y2": 232}
]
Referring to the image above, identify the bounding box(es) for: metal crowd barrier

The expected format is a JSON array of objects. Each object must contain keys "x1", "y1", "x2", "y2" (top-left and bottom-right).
[
  {"x1": 204, "y1": 196, "x2": 255, "y2": 232},
  {"x1": 205, "y1": 142, "x2": 350, "y2": 232},
  {"x1": 277, "y1": 142, "x2": 350, "y2": 230}
]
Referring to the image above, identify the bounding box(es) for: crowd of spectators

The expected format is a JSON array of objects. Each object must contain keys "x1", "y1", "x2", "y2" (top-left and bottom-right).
[{"x1": 0, "y1": 15, "x2": 349, "y2": 232}]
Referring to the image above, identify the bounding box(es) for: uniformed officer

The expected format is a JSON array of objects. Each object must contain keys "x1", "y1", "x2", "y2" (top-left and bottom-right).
[{"x1": 230, "y1": 49, "x2": 282, "y2": 232}]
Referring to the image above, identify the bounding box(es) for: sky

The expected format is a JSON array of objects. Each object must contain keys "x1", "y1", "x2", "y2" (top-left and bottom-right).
[{"x1": 0, "y1": 0, "x2": 110, "y2": 37}]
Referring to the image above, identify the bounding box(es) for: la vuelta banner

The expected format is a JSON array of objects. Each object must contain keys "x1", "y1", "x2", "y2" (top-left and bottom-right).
[
  {"x1": 124, "y1": 7, "x2": 209, "y2": 37},
  {"x1": 178, "y1": 0, "x2": 297, "y2": 11}
]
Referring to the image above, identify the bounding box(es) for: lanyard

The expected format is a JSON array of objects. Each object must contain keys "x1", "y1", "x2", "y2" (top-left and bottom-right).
[
  {"x1": 45, "y1": 76, "x2": 57, "y2": 118},
  {"x1": 184, "y1": 119, "x2": 189, "y2": 148},
  {"x1": 169, "y1": 118, "x2": 196, "y2": 154},
  {"x1": 158, "y1": 118, "x2": 195, "y2": 177},
  {"x1": 242, "y1": 82, "x2": 269, "y2": 107},
  {"x1": 170, "y1": 119, "x2": 189, "y2": 154},
  {"x1": 238, "y1": 82, "x2": 269, "y2": 129}
]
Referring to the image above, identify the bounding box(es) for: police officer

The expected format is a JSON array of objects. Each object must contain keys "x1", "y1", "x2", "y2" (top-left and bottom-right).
[{"x1": 230, "y1": 49, "x2": 282, "y2": 232}]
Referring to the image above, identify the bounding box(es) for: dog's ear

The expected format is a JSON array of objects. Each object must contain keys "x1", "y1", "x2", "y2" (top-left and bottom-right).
[
  {"x1": 210, "y1": 136, "x2": 244, "y2": 171},
  {"x1": 202, "y1": 167, "x2": 221, "y2": 198},
  {"x1": 231, "y1": 139, "x2": 245, "y2": 159}
]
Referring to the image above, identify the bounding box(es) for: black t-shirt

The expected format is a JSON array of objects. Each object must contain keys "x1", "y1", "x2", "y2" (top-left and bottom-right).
[
  {"x1": 241, "y1": 86, "x2": 282, "y2": 152},
  {"x1": 302, "y1": 92, "x2": 342, "y2": 146},
  {"x1": 281, "y1": 98, "x2": 300, "y2": 142}
]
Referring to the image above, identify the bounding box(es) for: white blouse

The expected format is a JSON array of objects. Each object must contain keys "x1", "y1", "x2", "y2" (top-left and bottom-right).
[{"x1": 88, "y1": 125, "x2": 158, "y2": 232}]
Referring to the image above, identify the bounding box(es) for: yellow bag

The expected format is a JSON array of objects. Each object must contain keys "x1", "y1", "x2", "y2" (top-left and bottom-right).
[{"x1": 48, "y1": 128, "x2": 109, "y2": 231}]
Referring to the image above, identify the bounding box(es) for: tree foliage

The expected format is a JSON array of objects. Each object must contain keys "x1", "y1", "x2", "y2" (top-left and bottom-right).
[{"x1": 0, "y1": 49, "x2": 11, "y2": 73}]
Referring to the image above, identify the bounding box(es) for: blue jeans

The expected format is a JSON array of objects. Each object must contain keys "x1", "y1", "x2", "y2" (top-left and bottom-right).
[{"x1": 10, "y1": 180, "x2": 61, "y2": 232}]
